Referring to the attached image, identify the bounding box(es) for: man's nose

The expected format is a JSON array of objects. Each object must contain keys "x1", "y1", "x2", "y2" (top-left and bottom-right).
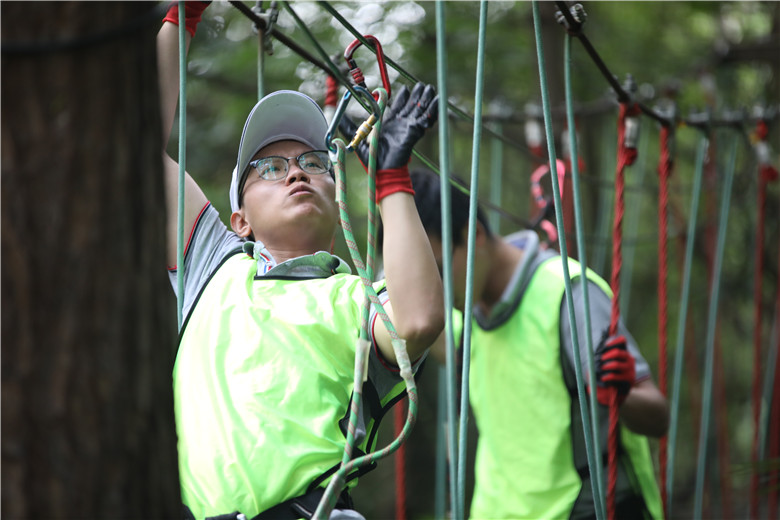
[{"x1": 285, "y1": 158, "x2": 310, "y2": 184}]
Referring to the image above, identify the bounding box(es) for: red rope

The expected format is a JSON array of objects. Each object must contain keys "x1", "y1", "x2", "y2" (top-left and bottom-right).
[
  {"x1": 769, "y1": 259, "x2": 780, "y2": 520},
  {"x1": 657, "y1": 124, "x2": 673, "y2": 519},
  {"x1": 752, "y1": 119, "x2": 779, "y2": 517},
  {"x1": 607, "y1": 101, "x2": 640, "y2": 520},
  {"x1": 394, "y1": 397, "x2": 407, "y2": 520}
]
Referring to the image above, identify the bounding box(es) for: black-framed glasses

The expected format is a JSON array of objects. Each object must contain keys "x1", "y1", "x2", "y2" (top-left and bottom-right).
[{"x1": 248, "y1": 150, "x2": 332, "y2": 181}]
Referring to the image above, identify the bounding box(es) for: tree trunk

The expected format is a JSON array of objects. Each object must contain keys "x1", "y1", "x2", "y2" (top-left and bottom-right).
[{"x1": 1, "y1": 2, "x2": 180, "y2": 518}]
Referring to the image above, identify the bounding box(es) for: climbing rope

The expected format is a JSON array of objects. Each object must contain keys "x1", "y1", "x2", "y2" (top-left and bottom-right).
[
  {"x1": 693, "y1": 130, "x2": 739, "y2": 519},
  {"x1": 751, "y1": 115, "x2": 779, "y2": 517},
  {"x1": 536, "y1": 4, "x2": 606, "y2": 520},
  {"x1": 314, "y1": 86, "x2": 421, "y2": 519},
  {"x1": 560, "y1": 18, "x2": 607, "y2": 519},
  {"x1": 456, "y1": 3, "x2": 489, "y2": 518},
  {"x1": 434, "y1": 2, "x2": 461, "y2": 518},
  {"x1": 655, "y1": 107, "x2": 676, "y2": 518}
]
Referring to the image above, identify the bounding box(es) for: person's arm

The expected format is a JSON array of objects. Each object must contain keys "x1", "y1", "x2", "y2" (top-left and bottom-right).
[
  {"x1": 592, "y1": 333, "x2": 669, "y2": 438},
  {"x1": 619, "y1": 378, "x2": 669, "y2": 437},
  {"x1": 565, "y1": 279, "x2": 669, "y2": 438},
  {"x1": 157, "y1": 3, "x2": 210, "y2": 267},
  {"x1": 343, "y1": 84, "x2": 444, "y2": 364}
]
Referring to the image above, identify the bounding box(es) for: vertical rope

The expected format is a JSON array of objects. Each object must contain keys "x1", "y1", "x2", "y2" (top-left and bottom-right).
[
  {"x1": 751, "y1": 118, "x2": 779, "y2": 517},
  {"x1": 457, "y1": 3, "x2": 488, "y2": 518},
  {"x1": 605, "y1": 100, "x2": 640, "y2": 520},
  {"x1": 666, "y1": 133, "x2": 708, "y2": 514},
  {"x1": 176, "y1": 2, "x2": 187, "y2": 329},
  {"x1": 394, "y1": 400, "x2": 407, "y2": 520},
  {"x1": 656, "y1": 124, "x2": 673, "y2": 518},
  {"x1": 693, "y1": 134, "x2": 739, "y2": 519},
  {"x1": 564, "y1": 31, "x2": 606, "y2": 520},
  {"x1": 435, "y1": 3, "x2": 459, "y2": 517}
]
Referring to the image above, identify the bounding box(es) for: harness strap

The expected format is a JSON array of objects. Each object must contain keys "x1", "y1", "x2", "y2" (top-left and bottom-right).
[{"x1": 183, "y1": 488, "x2": 354, "y2": 520}]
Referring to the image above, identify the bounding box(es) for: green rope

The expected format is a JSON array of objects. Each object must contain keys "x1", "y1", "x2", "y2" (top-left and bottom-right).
[
  {"x1": 176, "y1": 2, "x2": 187, "y2": 329},
  {"x1": 563, "y1": 32, "x2": 606, "y2": 520},
  {"x1": 457, "y1": 2, "x2": 488, "y2": 517},
  {"x1": 693, "y1": 132, "x2": 739, "y2": 519},
  {"x1": 435, "y1": 2, "x2": 460, "y2": 518},
  {"x1": 313, "y1": 89, "x2": 420, "y2": 519},
  {"x1": 435, "y1": 365, "x2": 448, "y2": 520},
  {"x1": 666, "y1": 133, "x2": 708, "y2": 514}
]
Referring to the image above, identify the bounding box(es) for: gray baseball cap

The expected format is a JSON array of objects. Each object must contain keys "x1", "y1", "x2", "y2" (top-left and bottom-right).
[{"x1": 229, "y1": 90, "x2": 328, "y2": 212}]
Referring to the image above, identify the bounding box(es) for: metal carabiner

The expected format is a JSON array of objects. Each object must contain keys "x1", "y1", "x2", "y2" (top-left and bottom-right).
[
  {"x1": 344, "y1": 35, "x2": 392, "y2": 102},
  {"x1": 324, "y1": 85, "x2": 382, "y2": 153}
]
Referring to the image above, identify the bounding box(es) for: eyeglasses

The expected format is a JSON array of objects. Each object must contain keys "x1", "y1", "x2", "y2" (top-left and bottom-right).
[{"x1": 248, "y1": 150, "x2": 332, "y2": 181}]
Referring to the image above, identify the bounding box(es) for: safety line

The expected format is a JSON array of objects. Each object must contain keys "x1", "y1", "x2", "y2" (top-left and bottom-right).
[
  {"x1": 435, "y1": 2, "x2": 460, "y2": 518},
  {"x1": 314, "y1": 89, "x2": 420, "y2": 518},
  {"x1": 535, "y1": 4, "x2": 608, "y2": 518},
  {"x1": 456, "y1": 3, "x2": 488, "y2": 518},
  {"x1": 176, "y1": 2, "x2": 187, "y2": 329},
  {"x1": 666, "y1": 131, "x2": 708, "y2": 515},
  {"x1": 563, "y1": 31, "x2": 606, "y2": 520},
  {"x1": 693, "y1": 132, "x2": 739, "y2": 519}
]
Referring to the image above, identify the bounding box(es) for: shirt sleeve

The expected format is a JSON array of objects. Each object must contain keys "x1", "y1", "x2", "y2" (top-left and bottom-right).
[
  {"x1": 167, "y1": 203, "x2": 244, "y2": 324},
  {"x1": 560, "y1": 279, "x2": 652, "y2": 385}
]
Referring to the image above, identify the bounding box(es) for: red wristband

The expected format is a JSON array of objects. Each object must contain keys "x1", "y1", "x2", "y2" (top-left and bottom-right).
[
  {"x1": 162, "y1": 1, "x2": 209, "y2": 38},
  {"x1": 376, "y1": 166, "x2": 414, "y2": 202}
]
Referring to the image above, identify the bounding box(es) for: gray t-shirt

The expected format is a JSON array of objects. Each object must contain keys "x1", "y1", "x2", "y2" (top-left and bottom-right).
[{"x1": 473, "y1": 229, "x2": 651, "y2": 385}]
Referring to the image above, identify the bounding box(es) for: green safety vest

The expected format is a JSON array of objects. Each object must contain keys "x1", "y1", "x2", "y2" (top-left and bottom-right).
[
  {"x1": 174, "y1": 251, "x2": 400, "y2": 519},
  {"x1": 469, "y1": 256, "x2": 662, "y2": 519}
]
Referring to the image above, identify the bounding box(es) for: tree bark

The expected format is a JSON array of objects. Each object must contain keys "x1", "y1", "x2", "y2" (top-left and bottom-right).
[{"x1": 1, "y1": 2, "x2": 180, "y2": 517}]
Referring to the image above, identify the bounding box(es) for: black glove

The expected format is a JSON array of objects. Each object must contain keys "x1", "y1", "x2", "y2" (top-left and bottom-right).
[{"x1": 339, "y1": 82, "x2": 438, "y2": 171}]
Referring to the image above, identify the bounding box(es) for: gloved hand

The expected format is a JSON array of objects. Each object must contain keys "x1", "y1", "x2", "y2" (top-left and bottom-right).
[
  {"x1": 593, "y1": 334, "x2": 636, "y2": 406},
  {"x1": 162, "y1": 1, "x2": 210, "y2": 38},
  {"x1": 339, "y1": 82, "x2": 438, "y2": 201}
]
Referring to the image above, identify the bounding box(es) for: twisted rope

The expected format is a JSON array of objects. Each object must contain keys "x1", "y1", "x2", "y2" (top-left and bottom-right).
[
  {"x1": 657, "y1": 123, "x2": 673, "y2": 518},
  {"x1": 606, "y1": 100, "x2": 640, "y2": 520},
  {"x1": 314, "y1": 89, "x2": 419, "y2": 520}
]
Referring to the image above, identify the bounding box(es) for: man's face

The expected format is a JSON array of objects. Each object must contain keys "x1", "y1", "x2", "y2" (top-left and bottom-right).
[
  {"x1": 427, "y1": 234, "x2": 469, "y2": 311},
  {"x1": 238, "y1": 139, "x2": 338, "y2": 246}
]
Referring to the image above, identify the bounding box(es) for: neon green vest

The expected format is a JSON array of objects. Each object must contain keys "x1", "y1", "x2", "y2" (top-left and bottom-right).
[
  {"x1": 469, "y1": 256, "x2": 662, "y2": 519},
  {"x1": 174, "y1": 252, "x2": 397, "y2": 518}
]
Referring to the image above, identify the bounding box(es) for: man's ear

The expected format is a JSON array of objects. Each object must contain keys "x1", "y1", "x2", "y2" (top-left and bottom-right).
[{"x1": 230, "y1": 210, "x2": 252, "y2": 238}]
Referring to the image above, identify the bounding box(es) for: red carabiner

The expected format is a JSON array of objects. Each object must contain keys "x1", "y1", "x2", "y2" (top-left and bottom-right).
[{"x1": 344, "y1": 35, "x2": 391, "y2": 102}]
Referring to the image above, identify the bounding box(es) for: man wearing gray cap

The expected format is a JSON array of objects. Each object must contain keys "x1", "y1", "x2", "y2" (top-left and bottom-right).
[{"x1": 158, "y1": 6, "x2": 442, "y2": 520}]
